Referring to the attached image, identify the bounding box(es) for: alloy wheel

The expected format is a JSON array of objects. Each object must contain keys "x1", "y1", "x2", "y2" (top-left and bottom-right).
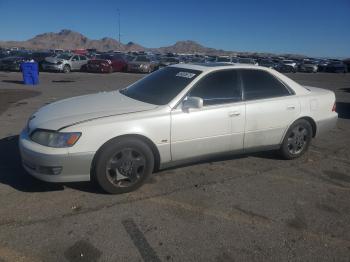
[
  {"x1": 105, "y1": 148, "x2": 146, "y2": 188},
  {"x1": 287, "y1": 125, "x2": 308, "y2": 155}
]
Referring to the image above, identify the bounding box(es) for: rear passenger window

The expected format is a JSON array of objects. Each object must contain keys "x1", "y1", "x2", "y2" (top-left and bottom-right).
[
  {"x1": 189, "y1": 70, "x2": 241, "y2": 106},
  {"x1": 79, "y1": 56, "x2": 87, "y2": 60},
  {"x1": 240, "y1": 70, "x2": 290, "y2": 100}
]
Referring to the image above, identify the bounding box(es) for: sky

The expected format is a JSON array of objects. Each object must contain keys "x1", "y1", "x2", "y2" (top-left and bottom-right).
[{"x1": 0, "y1": 0, "x2": 349, "y2": 58}]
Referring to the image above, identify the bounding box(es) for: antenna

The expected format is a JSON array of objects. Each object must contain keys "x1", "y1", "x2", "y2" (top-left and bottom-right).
[{"x1": 117, "y1": 8, "x2": 121, "y2": 50}]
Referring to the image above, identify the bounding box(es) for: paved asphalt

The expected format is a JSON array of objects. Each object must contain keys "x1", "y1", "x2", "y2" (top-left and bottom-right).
[{"x1": 0, "y1": 71, "x2": 349, "y2": 262}]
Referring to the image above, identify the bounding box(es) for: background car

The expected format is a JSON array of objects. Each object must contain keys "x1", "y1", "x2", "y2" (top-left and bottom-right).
[
  {"x1": 298, "y1": 60, "x2": 318, "y2": 73},
  {"x1": 343, "y1": 59, "x2": 350, "y2": 72},
  {"x1": 281, "y1": 60, "x2": 298, "y2": 72},
  {"x1": 87, "y1": 54, "x2": 128, "y2": 73},
  {"x1": 30, "y1": 51, "x2": 54, "y2": 70},
  {"x1": 258, "y1": 59, "x2": 281, "y2": 70},
  {"x1": 0, "y1": 55, "x2": 29, "y2": 71},
  {"x1": 324, "y1": 61, "x2": 348, "y2": 73},
  {"x1": 42, "y1": 53, "x2": 89, "y2": 73},
  {"x1": 232, "y1": 57, "x2": 258, "y2": 65},
  {"x1": 158, "y1": 57, "x2": 179, "y2": 68},
  {"x1": 127, "y1": 56, "x2": 158, "y2": 73},
  {"x1": 216, "y1": 56, "x2": 231, "y2": 62}
]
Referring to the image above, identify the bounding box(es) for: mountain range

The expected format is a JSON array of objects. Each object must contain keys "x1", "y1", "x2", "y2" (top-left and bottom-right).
[{"x1": 0, "y1": 29, "x2": 304, "y2": 58}]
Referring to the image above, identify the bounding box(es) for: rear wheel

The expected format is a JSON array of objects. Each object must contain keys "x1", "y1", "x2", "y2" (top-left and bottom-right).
[
  {"x1": 280, "y1": 119, "x2": 312, "y2": 159},
  {"x1": 93, "y1": 138, "x2": 154, "y2": 194}
]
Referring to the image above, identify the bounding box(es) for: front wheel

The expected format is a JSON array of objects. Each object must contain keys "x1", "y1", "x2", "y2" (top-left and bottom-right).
[
  {"x1": 63, "y1": 65, "x2": 71, "y2": 73},
  {"x1": 93, "y1": 138, "x2": 154, "y2": 194},
  {"x1": 280, "y1": 119, "x2": 312, "y2": 160}
]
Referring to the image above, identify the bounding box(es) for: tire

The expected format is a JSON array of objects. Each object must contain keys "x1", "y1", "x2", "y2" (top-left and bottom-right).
[
  {"x1": 63, "y1": 64, "x2": 71, "y2": 73},
  {"x1": 280, "y1": 119, "x2": 312, "y2": 160},
  {"x1": 93, "y1": 138, "x2": 154, "y2": 194}
]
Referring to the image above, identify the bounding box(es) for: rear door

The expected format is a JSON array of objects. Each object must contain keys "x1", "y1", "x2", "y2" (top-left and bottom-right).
[
  {"x1": 240, "y1": 69, "x2": 300, "y2": 149},
  {"x1": 79, "y1": 55, "x2": 88, "y2": 69}
]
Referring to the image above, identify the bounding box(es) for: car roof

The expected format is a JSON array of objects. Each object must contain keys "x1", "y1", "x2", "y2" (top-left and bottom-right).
[{"x1": 170, "y1": 62, "x2": 261, "y2": 72}]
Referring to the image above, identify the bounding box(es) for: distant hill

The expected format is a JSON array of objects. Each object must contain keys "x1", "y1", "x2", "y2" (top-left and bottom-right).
[
  {"x1": 0, "y1": 29, "x2": 307, "y2": 58},
  {"x1": 150, "y1": 40, "x2": 233, "y2": 56},
  {"x1": 0, "y1": 29, "x2": 143, "y2": 52}
]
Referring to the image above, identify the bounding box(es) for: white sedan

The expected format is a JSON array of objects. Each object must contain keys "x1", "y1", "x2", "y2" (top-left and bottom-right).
[{"x1": 19, "y1": 64, "x2": 338, "y2": 194}]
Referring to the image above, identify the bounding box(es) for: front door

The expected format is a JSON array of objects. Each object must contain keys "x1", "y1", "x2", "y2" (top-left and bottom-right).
[
  {"x1": 171, "y1": 69, "x2": 245, "y2": 161},
  {"x1": 71, "y1": 55, "x2": 80, "y2": 70}
]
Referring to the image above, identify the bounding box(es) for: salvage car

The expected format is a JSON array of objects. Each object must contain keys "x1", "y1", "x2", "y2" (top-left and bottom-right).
[
  {"x1": 324, "y1": 61, "x2": 348, "y2": 73},
  {"x1": 42, "y1": 53, "x2": 89, "y2": 73},
  {"x1": 298, "y1": 61, "x2": 318, "y2": 73},
  {"x1": 30, "y1": 51, "x2": 55, "y2": 70},
  {"x1": 158, "y1": 57, "x2": 179, "y2": 69},
  {"x1": 127, "y1": 56, "x2": 158, "y2": 73},
  {"x1": 282, "y1": 60, "x2": 298, "y2": 72},
  {"x1": 0, "y1": 55, "x2": 29, "y2": 71},
  {"x1": 232, "y1": 57, "x2": 258, "y2": 65},
  {"x1": 257, "y1": 59, "x2": 278, "y2": 69},
  {"x1": 20, "y1": 64, "x2": 337, "y2": 194},
  {"x1": 87, "y1": 54, "x2": 128, "y2": 73}
]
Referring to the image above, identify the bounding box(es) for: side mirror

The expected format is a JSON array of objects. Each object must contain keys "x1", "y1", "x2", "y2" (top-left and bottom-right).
[{"x1": 182, "y1": 96, "x2": 203, "y2": 111}]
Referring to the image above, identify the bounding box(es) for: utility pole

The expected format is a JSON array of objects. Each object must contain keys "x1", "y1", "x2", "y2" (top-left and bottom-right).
[{"x1": 117, "y1": 8, "x2": 121, "y2": 50}]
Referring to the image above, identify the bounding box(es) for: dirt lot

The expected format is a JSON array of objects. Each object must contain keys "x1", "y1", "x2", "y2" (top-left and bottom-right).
[{"x1": 0, "y1": 71, "x2": 349, "y2": 262}]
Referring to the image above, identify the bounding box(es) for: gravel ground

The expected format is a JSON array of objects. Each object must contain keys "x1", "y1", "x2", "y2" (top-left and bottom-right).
[{"x1": 0, "y1": 71, "x2": 349, "y2": 262}]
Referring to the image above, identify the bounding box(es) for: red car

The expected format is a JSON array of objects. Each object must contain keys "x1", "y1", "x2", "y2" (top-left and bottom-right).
[
  {"x1": 86, "y1": 54, "x2": 128, "y2": 73},
  {"x1": 72, "y1": 49, "x2": 88, "y2": 55}
]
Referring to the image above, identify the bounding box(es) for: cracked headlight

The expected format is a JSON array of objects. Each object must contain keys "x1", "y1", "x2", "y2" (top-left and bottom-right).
[{"x1": 31, "y1": 130, "x2": 81, "y2": 148}]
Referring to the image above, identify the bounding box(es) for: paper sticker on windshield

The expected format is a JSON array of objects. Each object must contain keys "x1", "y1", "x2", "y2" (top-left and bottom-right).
[{"x1": 176, "y1": 72, "x2": 196, "y2": 79}]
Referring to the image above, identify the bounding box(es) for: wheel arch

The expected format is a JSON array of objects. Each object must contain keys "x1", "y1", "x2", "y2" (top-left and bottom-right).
[
  {"x1": 280, "y1": 116, "x2": 317, "y2": 145},
  {"x1": 90, "y1": 134, "x2": 161, "y2": 178},
  {"x1": 298, "y1": 116, "x2": 317, "y2": 137}
]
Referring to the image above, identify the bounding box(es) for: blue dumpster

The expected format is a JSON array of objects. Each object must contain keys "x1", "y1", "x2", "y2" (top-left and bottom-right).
[{"x1": 21, "y1": 62, "x2": 39, "y2": 85}]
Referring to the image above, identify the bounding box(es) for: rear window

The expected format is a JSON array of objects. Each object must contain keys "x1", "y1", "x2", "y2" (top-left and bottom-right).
[
  {"x1": 240, "y1": 69, "x2": 291, "y2": 100},
  {"x1": 120, "y1": 67, "x2": 201, "y2": 105}
]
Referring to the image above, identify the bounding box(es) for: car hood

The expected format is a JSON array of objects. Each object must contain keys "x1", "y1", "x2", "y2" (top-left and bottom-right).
[
  {"x1": 45, "y1": 57, "x2": 66, "y2": 63},
  {"x1": 28, "y1": 91, "x2": 157, "y2": 131}
]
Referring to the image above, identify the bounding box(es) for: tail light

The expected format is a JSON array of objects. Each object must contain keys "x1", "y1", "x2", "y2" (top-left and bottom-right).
[{"x1": 332, "y1": 103, "x2": 336, "y2": 112}]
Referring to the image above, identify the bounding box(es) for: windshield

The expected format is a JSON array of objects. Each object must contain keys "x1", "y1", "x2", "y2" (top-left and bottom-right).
[
  {"x1": 238, "y1": 58, "x2": 253, "y2": 63},
  {"x1": 120, "y1": 67, "x2": 202, "y2": 105},
  {"x1": 217, "y1": 57, "x2": 230, "y2": 62},
  {"x1": 57, "y1": 54, "x2": 72, "y2": 60},
  {"x1": 135, "y1": 56, "x2": 150, "y2": 62},
  {"x1": 162, "y1": 58, "x2": 178, "y2": 62}
]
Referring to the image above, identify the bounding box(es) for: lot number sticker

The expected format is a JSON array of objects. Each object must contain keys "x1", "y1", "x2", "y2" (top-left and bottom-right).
[{"x1": 176, "y1": 72, "x2": 196, "y2": 79}]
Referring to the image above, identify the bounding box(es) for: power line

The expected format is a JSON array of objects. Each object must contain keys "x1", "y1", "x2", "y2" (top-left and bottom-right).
[{"x1": 117, "y1": 8, "x2": 121, "y2": 50}]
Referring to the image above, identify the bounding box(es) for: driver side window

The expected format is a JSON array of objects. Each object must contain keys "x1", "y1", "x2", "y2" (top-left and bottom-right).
[
  {"x1": 189, "y1": 70, "x2": 241, "y2": 106},
  {"x1": 72, "y1": 56, "x2": 79, "y2": 61}
]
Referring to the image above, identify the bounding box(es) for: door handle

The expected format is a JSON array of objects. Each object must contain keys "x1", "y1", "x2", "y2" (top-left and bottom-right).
[
  {"x1": 286, "y1": 106, "x2": 295, "y2": 110},
  {"x1": 229, "y1": 111, "x2": 241, "y2": 117}
]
